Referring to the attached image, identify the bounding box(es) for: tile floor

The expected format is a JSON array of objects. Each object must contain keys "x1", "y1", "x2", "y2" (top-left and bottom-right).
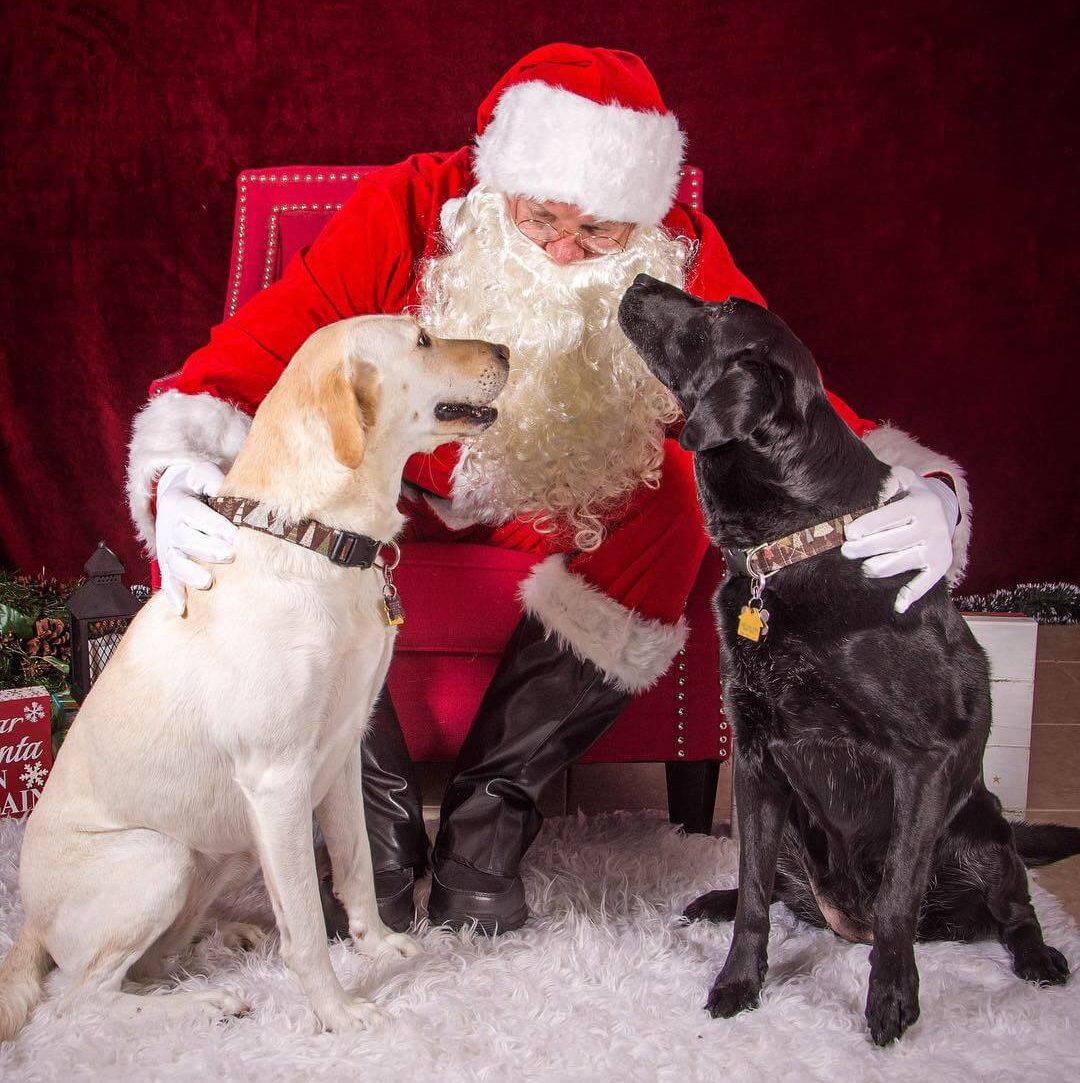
[{"x1": 421, "y1": 626, "x2": 1080, "y2": 921}]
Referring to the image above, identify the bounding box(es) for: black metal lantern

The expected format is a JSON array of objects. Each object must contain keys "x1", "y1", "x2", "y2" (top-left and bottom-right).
[{"x1": 67, "y1": 542, "x2": 145, "y2": 702}]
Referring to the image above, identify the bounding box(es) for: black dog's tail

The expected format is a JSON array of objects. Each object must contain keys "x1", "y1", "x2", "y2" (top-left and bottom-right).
[{"x1": 1013, "y1": 822, "x2": 1080, "y2": 868}]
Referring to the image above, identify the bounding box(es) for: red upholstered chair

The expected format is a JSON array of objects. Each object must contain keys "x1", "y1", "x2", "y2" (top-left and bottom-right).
[{"x1": 150, "y1": 166, "x2": 730, "y2": 832}]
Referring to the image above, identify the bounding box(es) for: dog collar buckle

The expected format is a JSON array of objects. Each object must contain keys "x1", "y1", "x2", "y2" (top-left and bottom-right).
[{"x1": 328, "y1": 530, "x2": 380, "y2": 568}]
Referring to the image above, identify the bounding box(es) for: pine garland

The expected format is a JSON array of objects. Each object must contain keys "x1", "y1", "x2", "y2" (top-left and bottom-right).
[
  {"x1": 954, "y1": 582, "x2": 1080, "y2": 624},
  {"x1": 0, "y1": 571, "x2": 82, "y2": 695}
]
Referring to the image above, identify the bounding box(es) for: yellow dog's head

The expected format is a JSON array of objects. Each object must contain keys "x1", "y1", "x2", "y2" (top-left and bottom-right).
[{"x1": 227, "y1": 315, "x2": 509, "y2": 505}]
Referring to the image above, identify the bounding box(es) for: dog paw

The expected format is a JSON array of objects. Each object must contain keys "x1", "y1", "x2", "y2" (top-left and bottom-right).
[
  {"x1": 317, "y1": 995, "x2": 386, "y2": 1032},
  {"x1": 1013, "y1": 944, "x2": 1070, "y2": 986},
  {"x1": 350, "y1": 925, "x2": 421, "y2": 958},
  {"x1": 705, "y1": 976, "x2": 760, "y2": 1018},
  {"x1": 379, "y1": 931, "x2": 421, "y2": 958},
  {"x1": 193, "y1": 988, "x2": 250, "y2": 1019},
  {"x1": 684, "y1": 890, "x2": 739, "y2": 925},
  {"x1": 215, "y1": 921, "x2": 269, "y2": 952},
  {"x1": 865, "y1": 976, "x2": 920, "y2": 1046}
]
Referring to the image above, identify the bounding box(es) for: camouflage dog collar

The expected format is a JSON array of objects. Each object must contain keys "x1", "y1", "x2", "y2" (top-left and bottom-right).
[
  {"x1": 722, "y1": 504, "x2": 878, "y2": 582},
  {"x1": 207, "y1": 495, "x2": 382, "y2": 569}
]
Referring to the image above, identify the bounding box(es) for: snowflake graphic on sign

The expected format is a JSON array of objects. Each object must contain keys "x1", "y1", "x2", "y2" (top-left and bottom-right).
[
  {"x1": 23, "y1": 702, "x2": 45, "y2": 723},
  {"x1": 19, "y1": 761, "x2": 49, "y2": 789}
]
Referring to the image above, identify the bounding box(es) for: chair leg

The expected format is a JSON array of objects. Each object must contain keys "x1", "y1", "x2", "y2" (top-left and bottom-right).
[{"x1": 666, "y1": 759, "x2": 720, "y2": 835}]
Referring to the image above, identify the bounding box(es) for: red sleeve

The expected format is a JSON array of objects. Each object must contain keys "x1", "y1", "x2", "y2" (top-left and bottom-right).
[
  {"x1": 673, "y1": 204, "x2": 876, "y2": 437},
  {"x1": 172, "y1": 177, "x2": 418, "y2": 415},
  {"x1": 403, "y1": 443, "x2": 461, "y2": 496}
]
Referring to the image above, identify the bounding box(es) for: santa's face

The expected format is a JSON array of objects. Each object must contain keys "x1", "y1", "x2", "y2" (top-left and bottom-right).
[
  {"x1": 505, "y1": 195, "x2": 634, "y2": 264},
  {"x1": 417, "y1": 186, "x2": 690, "y2": 551}
]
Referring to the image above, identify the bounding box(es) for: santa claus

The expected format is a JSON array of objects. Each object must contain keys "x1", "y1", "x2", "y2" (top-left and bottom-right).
[{"x1": 127, "y1": 44, "x2": 970, "y2": 934}]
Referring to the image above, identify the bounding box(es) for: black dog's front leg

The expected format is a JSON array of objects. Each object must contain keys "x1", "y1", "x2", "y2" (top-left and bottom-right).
[
  {"x1": 866, "y1": 764, "x2": 951, "y2": 1046},
  {"x1": 705, "y1": 750, "x2": 792, "y2": 1019}
]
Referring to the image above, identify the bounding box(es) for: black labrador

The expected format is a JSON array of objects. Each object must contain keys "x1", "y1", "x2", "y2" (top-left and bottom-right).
[{"x1": 618, "y1": 274, "x2": 1078, "y2": 1045}]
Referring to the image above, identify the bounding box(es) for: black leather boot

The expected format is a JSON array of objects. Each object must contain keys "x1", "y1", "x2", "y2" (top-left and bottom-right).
[
  {"x1": 320, "y1": 686, "x2": 429, "y2": 937},
  {"x1": 428, "y1": 614, "x2": 630, "y2": 934}
]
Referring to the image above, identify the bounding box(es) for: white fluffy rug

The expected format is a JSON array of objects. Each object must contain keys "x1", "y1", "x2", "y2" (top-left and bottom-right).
[{"x1": 2, "y1": 812, "x2": 1080, "y2": 1082}]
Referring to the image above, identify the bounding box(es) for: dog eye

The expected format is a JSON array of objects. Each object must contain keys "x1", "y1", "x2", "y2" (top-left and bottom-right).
[{"x1": 417, "y1": 330, "x2": 431, "y2": 348}]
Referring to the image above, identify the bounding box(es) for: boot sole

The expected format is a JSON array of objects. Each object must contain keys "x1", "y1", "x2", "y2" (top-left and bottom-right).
[
  {"x1": 428, "y1": 903, "x2": 529, "y2": 936},
  {"x1": 320, "y1": 873, "x2": 416, "y2": 936}
]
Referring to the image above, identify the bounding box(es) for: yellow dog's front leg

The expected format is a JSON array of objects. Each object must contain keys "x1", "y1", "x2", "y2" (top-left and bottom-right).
[{"x1": 316, "y1": 740, "x2": 422, "y2": 959}]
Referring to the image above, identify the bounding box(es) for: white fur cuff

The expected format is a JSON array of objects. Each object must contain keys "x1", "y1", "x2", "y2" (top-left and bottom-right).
[
  {"x1": 863, "y1": 423, "x2": 972, "y2": 585},
  {"x1": 519, "y1": 555, "x2": 688, "y2": 694},
  {"x1": 473, "y1": 81, "x2": 685, "y2": 225},
  {"x1": 420, "y1": 492, "x2": 483, "y2": 532},
  {"x1": 126, "y1": 391, "x2": 251, "y2": 555}
]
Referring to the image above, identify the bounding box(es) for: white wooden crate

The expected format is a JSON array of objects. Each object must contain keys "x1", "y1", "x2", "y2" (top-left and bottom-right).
[{"x1": 963, "y1": 613, "x2": 1038, "y2": 815}]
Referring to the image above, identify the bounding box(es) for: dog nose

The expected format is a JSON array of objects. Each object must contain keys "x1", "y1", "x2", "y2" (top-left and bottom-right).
[{"x1": 493, "y1": 343, "x2": 510, "y2": 366}]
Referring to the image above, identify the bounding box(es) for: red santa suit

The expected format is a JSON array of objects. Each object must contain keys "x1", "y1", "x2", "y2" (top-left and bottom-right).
[{"x1": 127, "y1": 44, "x2": 970, "y2": 693}]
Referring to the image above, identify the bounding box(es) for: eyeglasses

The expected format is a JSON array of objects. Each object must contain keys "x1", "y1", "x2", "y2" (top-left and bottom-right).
[{"x1": 515, "y1": 218, "x2": 630, "y2": 256}]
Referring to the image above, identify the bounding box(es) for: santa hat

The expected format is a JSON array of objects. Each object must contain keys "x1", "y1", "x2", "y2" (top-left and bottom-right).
[{"x1": 473, "y1": 44, "x2": 686, "y2": 226}]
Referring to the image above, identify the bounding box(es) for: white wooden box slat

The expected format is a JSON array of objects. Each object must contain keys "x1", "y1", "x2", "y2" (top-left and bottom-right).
[
  {"x1": 981, "y1": 745, "x2": 1031, "y2": 816},
  {"x1": 963, "y1": 613, "x2": 1038, "y2": 814}
]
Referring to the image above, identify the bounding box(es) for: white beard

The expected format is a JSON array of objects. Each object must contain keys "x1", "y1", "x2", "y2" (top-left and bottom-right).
[{"x1": 416, "y1": 186, "x2": 690, "y2": 551}]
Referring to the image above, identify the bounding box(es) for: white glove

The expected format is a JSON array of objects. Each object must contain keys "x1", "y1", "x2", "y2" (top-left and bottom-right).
[
  {"x1": 841, "y1": 466, "x2": 959, "y2": 615},
  {"x1": 155, "y1": 462, "x2": 238, "y2": 616}
]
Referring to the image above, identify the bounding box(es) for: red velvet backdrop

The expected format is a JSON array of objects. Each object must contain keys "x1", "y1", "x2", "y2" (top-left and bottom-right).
[{"x1": 1, "y1": 1, "x2": 1077, "y2": 590}]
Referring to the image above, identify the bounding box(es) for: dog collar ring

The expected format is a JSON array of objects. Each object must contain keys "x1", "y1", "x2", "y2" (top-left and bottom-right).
[{"x1": 377, "y1": 541, "x2": 406, "y2": 627}]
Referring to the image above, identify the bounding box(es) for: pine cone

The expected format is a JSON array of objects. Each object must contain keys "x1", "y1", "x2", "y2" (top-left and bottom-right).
[
  {"x1": 38, "y1": 574, "x2": 81, "y2": 611},
  {"x1": 27, "y1": 617, "x2": 70, "y2": 659}
]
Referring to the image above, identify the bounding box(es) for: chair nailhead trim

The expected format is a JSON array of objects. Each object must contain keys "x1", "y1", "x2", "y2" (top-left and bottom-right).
[
  {"x1": 260, "y1": 201, "x2": 346, "y2": 289},
  {"x1": 228, "y1": 176, "x2": 250, "y2": 315},
  {"x1": 228, "y1": 170, "x2": 363, "y2": 315},
  {"x1": 678, "y1": 167, "x2": 702, "y2": 209}
]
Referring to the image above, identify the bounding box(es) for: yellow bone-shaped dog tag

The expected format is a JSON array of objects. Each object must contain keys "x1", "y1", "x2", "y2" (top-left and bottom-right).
[
  {"x1": 737, "y1": 604, "x2": 768, "y2": 642},
  {"x1": 382, "y1": 587, "x2": 405, "y2": 626}
]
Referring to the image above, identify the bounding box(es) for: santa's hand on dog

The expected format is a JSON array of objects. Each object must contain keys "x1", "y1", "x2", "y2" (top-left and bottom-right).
[
  {"x1": 155, "y1": 461, "x2": 238, "y2": 616},
  {"x1": 841, "y1": 466, "x2": 960, "y2": 615}
]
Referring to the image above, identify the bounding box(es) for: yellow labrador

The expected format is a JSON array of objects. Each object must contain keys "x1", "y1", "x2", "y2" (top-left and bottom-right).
[{"x1": 0, "y1": 316, "x2": 509, "y2": 1037}]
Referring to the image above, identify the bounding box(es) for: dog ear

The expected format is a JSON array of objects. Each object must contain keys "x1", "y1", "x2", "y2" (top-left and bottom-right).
[
  {"x1": 679, "y1": 404, "x2": 725, "y2": 451},
  {"x1": 323, "y1": 359, "x2": 379, "y2": 470},
  {"x1": 678, "y1": 366, "x2": 765, "y2": 451}
]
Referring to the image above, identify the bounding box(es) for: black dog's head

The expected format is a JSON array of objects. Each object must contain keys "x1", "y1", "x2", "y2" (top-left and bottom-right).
[
  {"x1": 619, "y1": 274, "x2": 886, "y2": 544},
  {"x1": 618, "y1": 275, "x2": 822, "y2": 452}
]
